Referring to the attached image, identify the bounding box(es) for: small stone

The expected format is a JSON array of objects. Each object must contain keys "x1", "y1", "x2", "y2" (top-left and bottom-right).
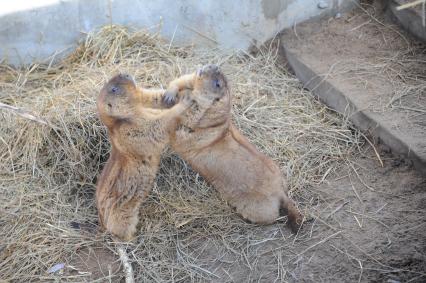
[
  {"x1": 335, "y1": 12, "x2": 341, "y2": 19},
  {"x1": 47, "y1": 263, "x2": 65, "y2": 274},
  {"x1": 318, "y1": 1, "x2": 329, "y2": 9}
]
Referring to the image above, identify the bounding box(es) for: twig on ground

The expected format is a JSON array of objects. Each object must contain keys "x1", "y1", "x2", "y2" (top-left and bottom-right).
[
  {"x1": 326, "y1": 201, "x2": 349, "y2": 220},
  {"x1": 287, "y1": 231, "x2": 343, "y2": 264},
  {"x1": 116, "y1": 244, "x2": 134, "y2": 283},
  {"x1": 360, "y1": 133, "x2": 383, "y2": 167},
  {"x1": 0, "y1": 102, "x2": 48, "y2": 126}
]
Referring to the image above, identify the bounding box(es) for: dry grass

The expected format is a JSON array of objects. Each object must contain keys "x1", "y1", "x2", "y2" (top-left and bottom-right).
[
  {"x1": 329, "y1": 1, "x2": 426, "y2": 118},
  {"x1": 0, "y1": 25, "x2": 364, "y2": 281},
  {"x1": 332, "y1": 44, "x2": 426, "y2": 114}
]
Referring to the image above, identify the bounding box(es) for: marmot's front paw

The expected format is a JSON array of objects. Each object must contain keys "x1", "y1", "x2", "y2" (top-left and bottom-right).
[{"x1": 162, "y1": 90, "x2": 178, "y2": 107}]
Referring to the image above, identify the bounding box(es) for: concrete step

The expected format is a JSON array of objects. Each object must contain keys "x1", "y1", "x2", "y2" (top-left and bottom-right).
[{"x1": 281, "y1": 6, "x2": 426, "y2": 174}]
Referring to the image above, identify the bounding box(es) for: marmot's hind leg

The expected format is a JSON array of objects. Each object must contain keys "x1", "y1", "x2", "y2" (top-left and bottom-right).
[
  {"x1": 103, "y1": 197, "x2": 143, "y2": 241},
  {"x1": 236, "y1": 193, "x2": 303, "y2": 233},
  {"x1": 235, "y1": 195, "x2": 281, "y2": 225}
]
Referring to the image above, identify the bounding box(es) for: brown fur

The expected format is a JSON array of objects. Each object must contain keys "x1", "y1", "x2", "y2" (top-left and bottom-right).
[
  {"x1": 163, "y1": 65, "x2": 303, "y2": 232},
  {"x1": 96, "y1": 73, "x2": 194, "y2": 241}
]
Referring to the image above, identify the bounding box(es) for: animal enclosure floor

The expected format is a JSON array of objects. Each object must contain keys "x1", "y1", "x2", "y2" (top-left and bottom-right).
[
  {"x1": 62, "y1": 146, "x2": 426, "y2": 282},
  {"x1": 0, "y1": 21, "x2": 425, "y2": 282},
  {"x1": 281, "y1": 1, "x2": 426, "y2": 174},
  {"x1": 293, "y1": 147, "x2": 426, "y2": 282}
]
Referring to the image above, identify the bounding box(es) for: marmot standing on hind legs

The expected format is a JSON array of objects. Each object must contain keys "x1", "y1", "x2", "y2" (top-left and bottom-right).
[
  {"x1": 163, "y1": 65, "x2": 303, "y2": 232},
  {"x1": 95, "y1": 73, "x2": 196, "y2": 241}
]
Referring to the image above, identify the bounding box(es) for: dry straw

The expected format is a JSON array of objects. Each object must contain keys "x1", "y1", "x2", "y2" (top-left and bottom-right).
[{"x1": 0, "y1": 25, "x2": 362, "y2": 281}]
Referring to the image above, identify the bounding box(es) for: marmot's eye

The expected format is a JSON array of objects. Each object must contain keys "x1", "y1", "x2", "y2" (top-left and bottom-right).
[
  {"x1": 111, "y1": 86, "x2": 119, "y2": 94},
  {"x1": 213, "y1": 79, "x2": 221, "y2": 89}
]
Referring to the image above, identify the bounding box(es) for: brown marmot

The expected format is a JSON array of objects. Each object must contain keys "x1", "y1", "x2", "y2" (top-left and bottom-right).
[
  {"x1": 163, "y1": 65, "x2": 303, "y2": 232},
  {"x1": 96, "y1": 73, "x2": 194, "y2": 241}
]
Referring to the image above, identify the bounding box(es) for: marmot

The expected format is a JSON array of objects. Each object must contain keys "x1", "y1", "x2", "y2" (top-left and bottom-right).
[
  {"x1": 163, "y1": 65, "x2": 303, "y2": 232},
  {"x1": 96, "y1": 73, "x2": 194, "y2": 241}
]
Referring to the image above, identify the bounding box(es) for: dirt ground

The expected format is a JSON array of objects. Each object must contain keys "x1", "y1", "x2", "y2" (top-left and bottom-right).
[{"x1": 292, "y1": 146, "x2": 425, "y2": 282}]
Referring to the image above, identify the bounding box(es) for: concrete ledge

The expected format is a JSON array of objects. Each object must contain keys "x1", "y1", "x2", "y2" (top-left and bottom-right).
[{"x1": 284, "y1": 49, "x2": 426, "y2": 174}]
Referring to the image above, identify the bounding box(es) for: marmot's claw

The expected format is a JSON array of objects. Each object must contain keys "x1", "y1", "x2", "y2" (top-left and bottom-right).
[
  {"x1": 196, "y1": 68, "x2": 203, "y2": 77},
  {"x1": 162, "y1": 91, "x2": 177, "y2": 107}
]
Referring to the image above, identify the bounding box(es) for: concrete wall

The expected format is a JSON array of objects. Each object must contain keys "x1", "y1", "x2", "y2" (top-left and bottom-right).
[{"x1": 0, "y1": 0, "x2": 356, "y2": 65}]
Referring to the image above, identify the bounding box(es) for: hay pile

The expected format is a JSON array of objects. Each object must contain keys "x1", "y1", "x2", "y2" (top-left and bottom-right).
[{"x1": 0, "y1": 26, "x2": 363, "y2": 281}]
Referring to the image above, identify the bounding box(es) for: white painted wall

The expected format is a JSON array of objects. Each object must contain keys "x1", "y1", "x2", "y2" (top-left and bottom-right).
[{"x1": 0, "y1": 0, "x2": 356, "y2": 65}]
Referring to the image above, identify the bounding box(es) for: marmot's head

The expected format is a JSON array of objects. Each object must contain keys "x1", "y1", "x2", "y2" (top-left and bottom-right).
[
  {"x1": 97, "y1": 73, "x2": 138, "y2": 126},
  {"x1": 194, "y1": 65, "x2": 228, "y2": 101}
]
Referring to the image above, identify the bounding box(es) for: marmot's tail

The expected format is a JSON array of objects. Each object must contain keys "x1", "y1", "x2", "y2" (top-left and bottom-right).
[{"x1": 282, "y1": 194, "x2": 303, "y2": 233}]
